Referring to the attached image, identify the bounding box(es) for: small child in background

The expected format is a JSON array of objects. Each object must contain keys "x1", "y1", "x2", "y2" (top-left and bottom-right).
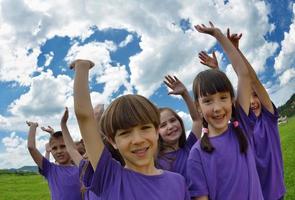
[
  {"x1": 156, "y1": 75, "x2": 201, "y2": 177},
  {"x1": 71, "y1": 59, "x2": 190, "y2": 200},
  {"x1": 198, "y1": 28, "x2": 286, "y2": 200},
  {"x1": 186, "y1": 22, "x2": 263, "y2": 200},
  {"x1": 26, "y1": 121, "x2": 81, "y2": 200}
]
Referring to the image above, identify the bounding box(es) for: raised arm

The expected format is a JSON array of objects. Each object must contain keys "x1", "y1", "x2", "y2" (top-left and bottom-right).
[
  {"x1": 198, "y1": 51, "x2": 219, "y2": 69},
  {"x1": 26, "y1": 121, "x2": 43, "y2": 169},
  {"x1": 164, "y1": 75, "x2": 202, "y2": 139},
  {"x1": 44, "y1": 143, "x2": 51, "y2": 160},
  {"x1": 41, "y1": 126, "x2": 55, "y2": 135},
  {"x1": 227, "y1": 29, "x2": 274, "y2": 114},
  {"x1": 71, "y1": 59, "x2": 104, "y2": 170},
  {"x1": 195, "y1": 22, "x2": 251, "y2": 114},
  {"x1": 60, "y1": 107, "x2": 83, "y2": 166}
]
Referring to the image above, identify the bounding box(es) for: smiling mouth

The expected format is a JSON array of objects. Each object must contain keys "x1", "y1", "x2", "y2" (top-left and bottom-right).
[{"x1": 131, "y1": 147, "x2": 149, "y2": 157}]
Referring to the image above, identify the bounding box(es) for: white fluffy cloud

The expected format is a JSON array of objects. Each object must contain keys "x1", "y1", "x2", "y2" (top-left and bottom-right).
[{"x1": 0, "y1": 0, "x2": 294, "y2": 169}]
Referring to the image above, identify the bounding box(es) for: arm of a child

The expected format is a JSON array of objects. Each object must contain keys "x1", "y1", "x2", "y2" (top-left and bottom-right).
[
  {"x1": 195, "y1": 22, "x2": 251, "y2": 114},
  {"x1": 71, "y1": 59, "x2": 104, "y2": 170},
  {"x1": 164, "y1": 75, "x2": 202, "y2": 139},
  {"x1": 44, "y1": 143, "x2": 50, "y2": 160},
  {"x1": 26, "y1": 121, "x2": 43, "y2": 169},
  {"x1": 60, "y1": 107, "x2": 83, "y2": 166},
  {"x1": 227, "y1": 29, "x2": 274, "y2": 114}
]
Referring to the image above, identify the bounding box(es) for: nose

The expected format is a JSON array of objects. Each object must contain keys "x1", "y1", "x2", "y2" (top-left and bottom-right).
[
  {"x1": 213, "y1": 102, "x2": 222, "y2": 113},
  {"x1": 131, "y1": 132, "x2": 145, "y2": 145},
  {"x1": 167, "y1": 122, "x2": 173, "y2": 130}
]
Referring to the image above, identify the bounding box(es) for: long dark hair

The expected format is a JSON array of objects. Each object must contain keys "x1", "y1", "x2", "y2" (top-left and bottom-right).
[{"x1": 193, "y1": 70, "x2": 248, "y2": 154}]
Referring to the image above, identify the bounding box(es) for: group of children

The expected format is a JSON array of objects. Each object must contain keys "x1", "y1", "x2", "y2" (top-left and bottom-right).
[{"x1": 27, "y1": 22, "x2": 285, "y2": 200}]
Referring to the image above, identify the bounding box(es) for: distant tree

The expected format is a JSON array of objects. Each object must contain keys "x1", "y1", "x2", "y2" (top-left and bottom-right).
[{"x1": 278, "y1": 93, "x2": 295, "y2": 117}]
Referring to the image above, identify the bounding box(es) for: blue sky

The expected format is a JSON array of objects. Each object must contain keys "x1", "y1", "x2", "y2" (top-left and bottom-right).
[{"x1": 0, "y1": 0, "x2": 294, "y2": 169}]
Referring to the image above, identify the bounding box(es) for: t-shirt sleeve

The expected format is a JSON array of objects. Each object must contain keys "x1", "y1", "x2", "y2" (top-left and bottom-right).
[
  {"x1": 186, "y1": 146, "x2": 208, "y2": 198},
  {"x1": 90, "y1": 146, "x2": 121, "y2": 196},
  {"x1": 235, "y1": 105, "x2": 256, "y2": 139},
  {"x1": 38, "y1": 157, "x2": 51, "y2": 178},
  {"x1": 261, "y1": 102, "x2": 278, "y2": 122},
  {"x1": 184, "y1": 132, "x2": 198, "y2": 151}
]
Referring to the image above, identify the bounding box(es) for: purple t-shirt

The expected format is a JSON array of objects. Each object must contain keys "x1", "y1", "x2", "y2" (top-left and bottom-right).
[
  {"x1": 186, "y1": 106, "x2": 263, "y2": 200},
  {"x1": 39, "y1": 157, "x2": 82, "y2": 200},
  {"x1": 79, "y1": 159, "x2": 100, "y2": 200},
  {"x1": 156, "y1": 132, "x2": 197, "y2": 176},
  {"x1": 88, "y1": 147, "x2": 190, "y2": 200},
  {"x1": 252, "y1": 104, "x2": 286, "y2": 200}
]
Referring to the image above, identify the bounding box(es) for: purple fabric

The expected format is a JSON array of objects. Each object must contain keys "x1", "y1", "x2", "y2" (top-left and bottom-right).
[
  {"x1": 39, "y1": 157, "x2": 81, "y2": 200},
  {"x1": 252, "y1": 104, "x2": 286, "y2": 200},
  {"x1": 186, "y1": 106, "x2": 263, "y2": 200},
  {"x1": 88, "y1": 147, "x2": 190, "y2": 200},
  {"x1": 156, "y1": 131, "x2": 197, "y2": 176},
  {"x1": 79, "y1": 159, "x2": 100, "y2": 200}
]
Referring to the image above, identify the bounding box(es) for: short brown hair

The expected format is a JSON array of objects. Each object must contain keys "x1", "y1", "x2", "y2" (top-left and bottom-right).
[{"x1": 100, "y1": 94, "x2": 160, "y2": 140}]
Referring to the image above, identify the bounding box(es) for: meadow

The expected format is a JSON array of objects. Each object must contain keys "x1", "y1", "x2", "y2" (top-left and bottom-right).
[{"x1": 0, "y1": 117, "x2": 294, "y2": 199}]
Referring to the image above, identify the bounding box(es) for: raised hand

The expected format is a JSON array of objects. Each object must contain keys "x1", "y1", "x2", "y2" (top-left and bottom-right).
[
  {"x1": 45, "y1": 143, "x2": 51, "y2": 153},
  {"x1": 227, "y1": 28, "x2": 242, "y2": 49},
  {"x1": 26, "y1": 121, "x2": 38, "y2": 128},
  {"x1": 41, "y1": 125, "x2": 55, "y2": 135},
  {"x1": 198, "y1": 51, "x2": 219, "y2": 69},
  {"x1": 70, "y1": 59, "x2": 95, "y2": 70},
  {"x1": 194, "y1": 21, "x2": 221, "y2": 36},
  {"x1": 164, "y1": 75, "x2": 186, "y2": 96},
  {"x1": 61, "y1": 107, "x2": 69, "y2": 125}
]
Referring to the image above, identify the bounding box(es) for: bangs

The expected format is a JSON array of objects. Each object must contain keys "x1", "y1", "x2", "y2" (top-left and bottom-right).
[
  {"x1": 193, "y1": 70, "x2": 234, "y2": 100},
  {"x1": 101, "y1": 94, "x2": 160, "y2": 139}
]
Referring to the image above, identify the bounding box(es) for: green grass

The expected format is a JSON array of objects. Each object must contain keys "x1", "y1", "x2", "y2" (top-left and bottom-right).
[
  {"x1": 0, "y1": 117, "x2": 294, "y2": 199},
  {"x1": 279, "y1": 116, "x2": 295, "y2": 199},
  {"x1": 0, "y1": 173, "x2": 50, "y2": 200}
]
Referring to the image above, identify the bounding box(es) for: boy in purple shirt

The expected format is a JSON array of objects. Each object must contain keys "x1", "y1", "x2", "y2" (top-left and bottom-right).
[
  {"x1": 71, "y1": 59, "x2": 190, "y2": 200},
  {"x1": 27, "y1": 122, "x2": 81, "y2": 200}
]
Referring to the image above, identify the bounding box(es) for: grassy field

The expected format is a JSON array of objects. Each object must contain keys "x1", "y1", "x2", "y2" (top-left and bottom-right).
[
  {"x1": 279, "y1": 116, "x2": 295, "y2": 199},
  {"x1": 0, "y1": 117, "x2": 294, "y2": 199},
  {"x1": 0, "y1": 173, "x2": 50, "y2": 200}
]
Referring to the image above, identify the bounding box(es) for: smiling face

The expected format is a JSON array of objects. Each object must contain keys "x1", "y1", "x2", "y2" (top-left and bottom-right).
[
  {"x1": 158, "y1": 109, "x2": 183, "y2": 149},
  {"x1": 111, "y1": 123, "x2": 158, "y2": 172},
  {"x1": 50, "y1": 137, "x2": 71, "y2": 165},
  {"x1": 198, "y1": 92, "x2": 233, "y2": 135},
  {"x1": 250, "y1": 91, "x2": 262, "y2": 117}
]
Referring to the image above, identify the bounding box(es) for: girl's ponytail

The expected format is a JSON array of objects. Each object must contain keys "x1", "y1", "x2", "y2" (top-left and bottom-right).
[
  {"x1": 200, "y1": 118, "x2": 215, "y2": 153},
  {"x1": 231, "y1": 105, "x2": 248, "y2": 154}
]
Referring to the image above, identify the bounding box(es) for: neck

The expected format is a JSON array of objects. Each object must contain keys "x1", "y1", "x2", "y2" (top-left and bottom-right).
[
  {"x1": 208, "y1": 124, "x2": 228, "y2": 137},
  {"x1": 125, "y1": 160, "x2": 161, "y2": 176},
  {"x1": 162, "y1": 142, "x2": 179, "y2": 153}
]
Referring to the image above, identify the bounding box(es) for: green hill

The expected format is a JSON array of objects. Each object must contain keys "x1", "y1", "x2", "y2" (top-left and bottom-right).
[{"x1": 278, "y1": 93, "x2": 295, "y2": 117}]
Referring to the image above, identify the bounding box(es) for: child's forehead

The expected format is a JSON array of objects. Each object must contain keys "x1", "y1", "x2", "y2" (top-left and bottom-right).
[{"x1": 50, "y1": 137, "x2": 65, "y2": 146}]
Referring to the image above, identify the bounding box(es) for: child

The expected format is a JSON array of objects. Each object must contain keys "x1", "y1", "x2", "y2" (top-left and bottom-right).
[
  {"x1": 199, "y1": 29, "x2": 286, "y2": 200},
  {"x1": 71, "y1": 59, "x2": 190, "y2": 200},
  {"x1": 186, "y1": 22, "x2": 263, "y2": 200},
  {"x1": 26, "y1": 121, "x2": 81, "y2": 200},
  {"x1": 156, "y1": 75, "x2": 201, "y2": 177},
  {"x1": 59, "y1": 107, "x2": 100, "y2": 200}
]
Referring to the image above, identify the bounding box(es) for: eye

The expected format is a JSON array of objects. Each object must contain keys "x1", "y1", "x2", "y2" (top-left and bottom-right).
[
  {"x1": 159, "y1": 123, "x2": 166, "y2": 128},
  {"x1": 52, "y1": 146, "x2": 57, "y2": 151},
  {"x1": 141, "y1": 125, "x2": 152, "y2": 130},
  {"x1": 118, "y1": 130, "x2": 130, "y2": 136},
  {"x1": 169, "y1": 117, "x2": 177, "y2": 123}
]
